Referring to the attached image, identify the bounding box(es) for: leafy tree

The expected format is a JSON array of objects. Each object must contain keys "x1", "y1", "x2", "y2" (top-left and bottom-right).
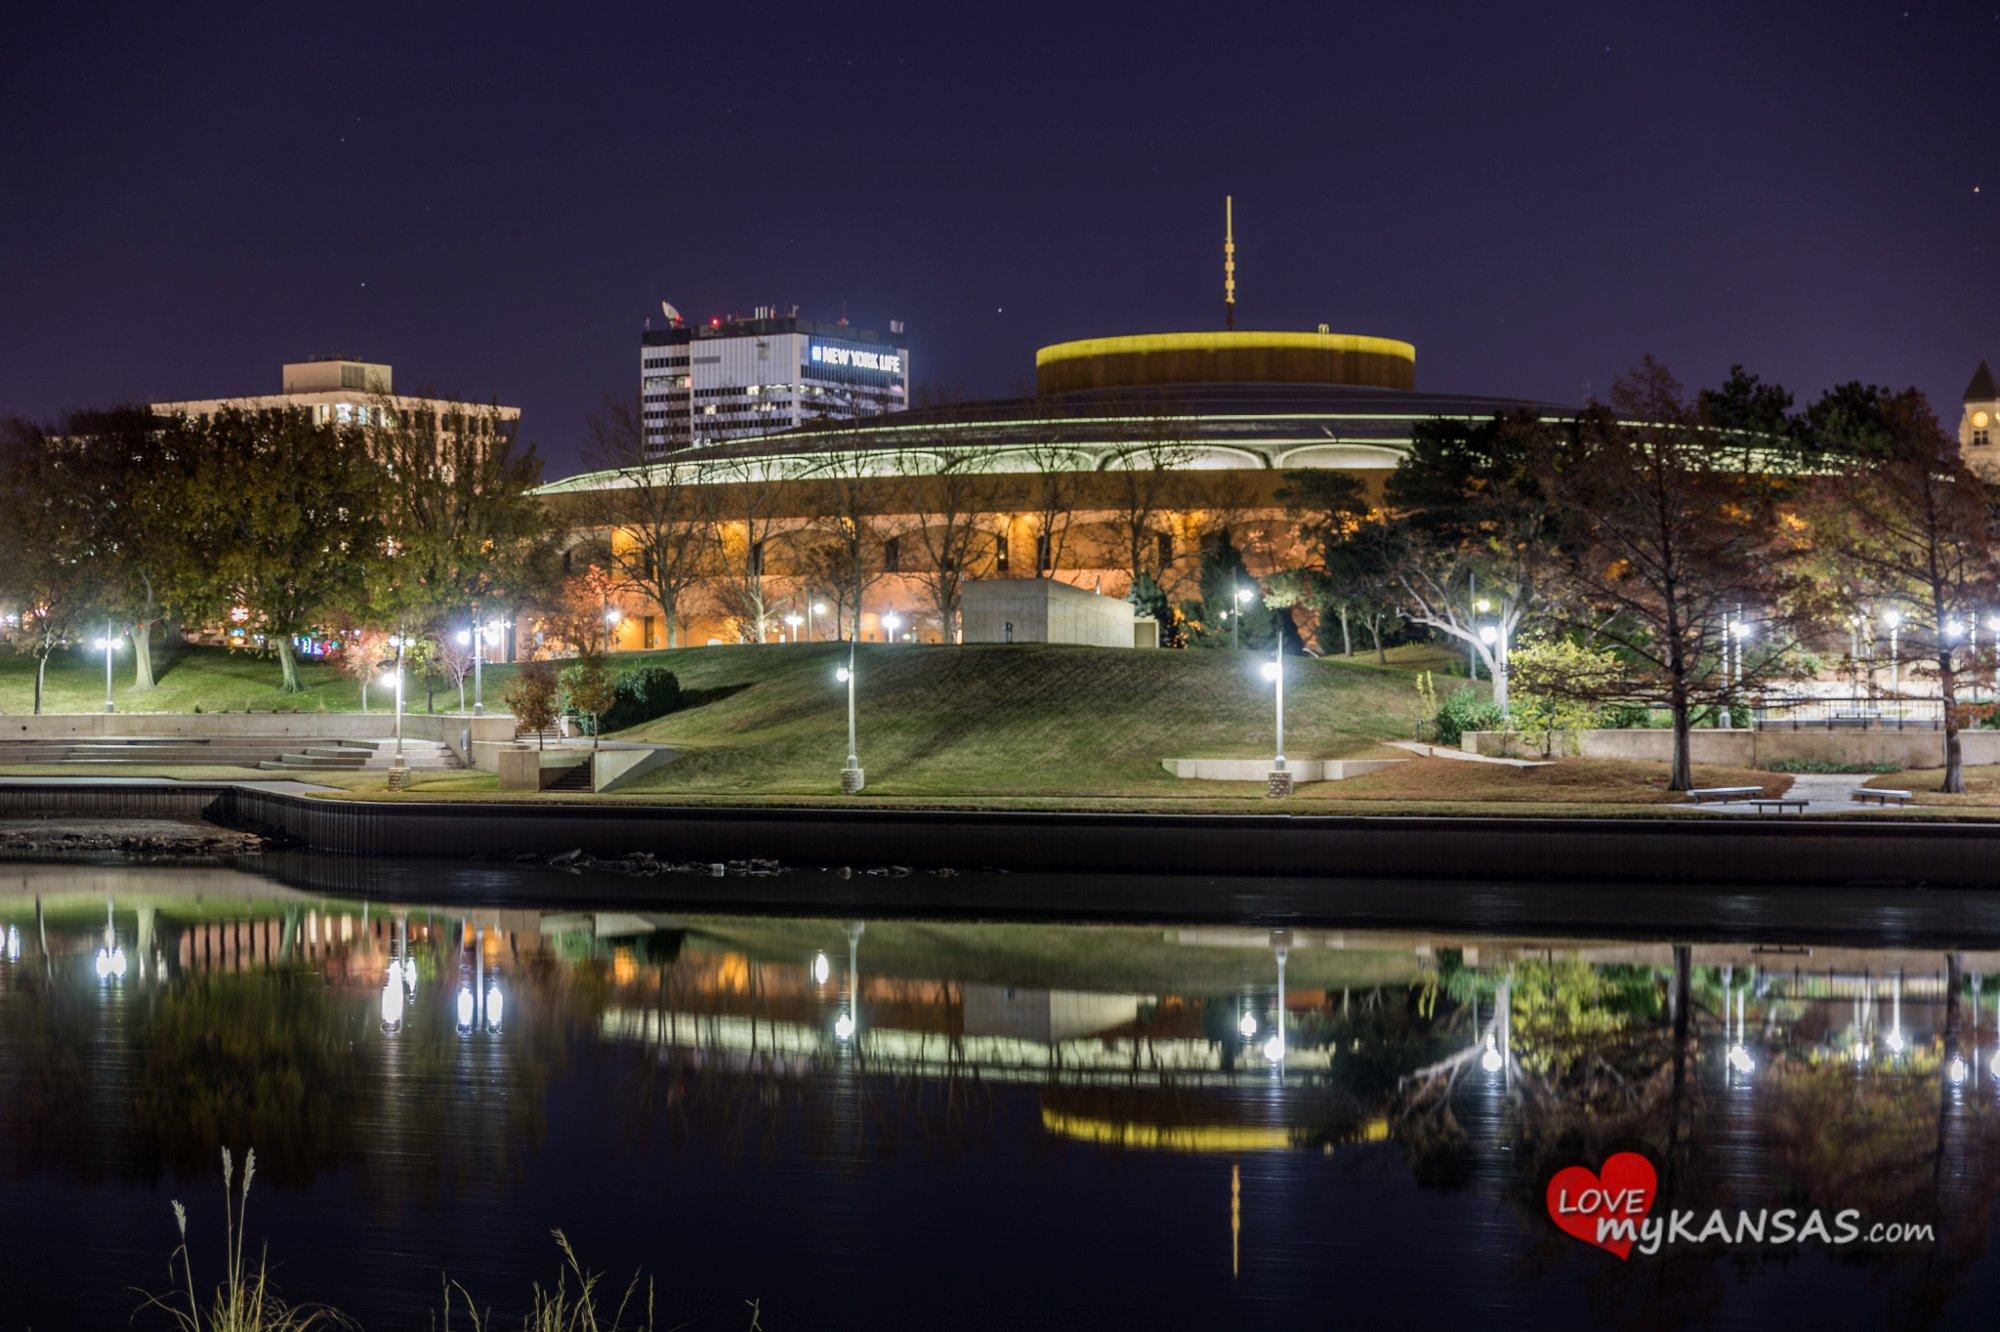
[
  {"x1": 54, "y1": 406, "x2": 196, "y2": 691},
  {"x1": 558, "y1": 651, "x2": 618, "y2": 748},
  {"x1": 1697, "y1": 364, "x2": 1794, "y2": 438},
  {"x1": 1278, "y1": 470, "x2": 1404, "y2": 658},
  {"x1": 0, "y1": 417, "x2": 104, "y2": 713},
  {"x1": 163, "y1": 407, "x2": 388, "y2": 692},
  {"x1": 504, "y1": 661, "x2": 560, "y2": 749},
  {"x1": 1379, "y1": 411, "x2": 1563, "y2": 712},
  {"x1": 329, "y1": 627, "x2": 394, "y2": 712},
  {"x1": 1507, "y1": 638, "x2": 1623, "y2": 757},
  {"x1": 1181, "y1": 529, "x2": 1300, "y2": 652}
]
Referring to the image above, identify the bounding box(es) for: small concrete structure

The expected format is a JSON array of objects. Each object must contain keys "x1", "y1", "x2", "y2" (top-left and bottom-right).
[
  {"x1": 498, "y1": 747, "x2": 587, "y2": 791},
  {"x1": 962, "y1": 578, "x2": 1142, "y2": 649},
  {"x1": 1163, "y1": 757, "x2": 1406, "y2": 783}
]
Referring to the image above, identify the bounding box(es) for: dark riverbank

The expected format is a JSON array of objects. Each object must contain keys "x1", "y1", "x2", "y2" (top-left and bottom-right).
[{"x1": 0, "y1": 815, "x2": 262, "y2": 857}]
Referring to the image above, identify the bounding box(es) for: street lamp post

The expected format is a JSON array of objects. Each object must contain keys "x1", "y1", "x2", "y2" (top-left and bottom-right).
[
  {"x1": 1261, "y1": 644, "x2": 1289, "y2": 797},
  {"x1": 1884, "y1": 610, "x2": 1903, "y2": 712},
  {"x1": 1232, "y1": 584, "x2": 1253, "y2": 650},
  {"x1": 1988, "y1": 615, "x2": 2000, "y2": 703},
  {"x1": 784, "y1": 613, "x2": 803, "y2": 644},
  {"x1": 93, "y1": 630, "x2": 122, "y2": 713},
  {"x1": 602, "y1": 607, "x2": 622, "y2": 654},
  {"x1": 837, "y1": 639, "x2": 863, "y2": 794},
  {"x1": 381, "y1": 636, "x2": 408, "y2": 784},
  {"x1": 882, "y1": 611, "x2": 903, "y2": 644}
]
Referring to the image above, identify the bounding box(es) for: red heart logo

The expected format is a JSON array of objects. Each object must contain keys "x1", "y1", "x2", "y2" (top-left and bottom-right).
[{"x1": 1545, "y1": 1152, "x2": 1658, "y2": 1260}]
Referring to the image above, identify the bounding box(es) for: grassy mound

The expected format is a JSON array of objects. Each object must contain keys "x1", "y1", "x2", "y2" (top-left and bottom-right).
[{"x1": 613, "y1": 641, "x2": 1448, "y2": 797}]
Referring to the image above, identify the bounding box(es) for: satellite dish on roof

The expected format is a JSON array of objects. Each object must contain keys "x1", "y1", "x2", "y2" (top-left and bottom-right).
[{"x1": 661, "y1": 301, "x2": 683, "y2": 326}]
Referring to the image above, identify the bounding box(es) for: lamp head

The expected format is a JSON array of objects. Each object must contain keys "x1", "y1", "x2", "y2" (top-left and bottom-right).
[
  {"x1": 1235, "y1": 588, "x2": 1253, "y2": 604},
  {"x1": 1478, "y1": 626, "x2": 1498, "y2": 645},
  {"x1": 835, "y1": 666, "x2": 851, "y2": 684}
]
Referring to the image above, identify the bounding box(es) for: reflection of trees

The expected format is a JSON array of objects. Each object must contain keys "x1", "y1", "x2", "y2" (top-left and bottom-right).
[{"x1": 136, "y1": 971, "x2": 373, "y2": 1186}]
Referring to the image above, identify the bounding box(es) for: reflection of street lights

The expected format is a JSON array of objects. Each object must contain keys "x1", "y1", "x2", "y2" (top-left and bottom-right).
[
  {"x1": 380, "y1": 969, "x2": 405, "y2": 1033},
  {"x1": 1238, "y1": 1010, "x2": 1258, "y2": 1039},
  {"x1": 836, "y1": 922, "x2": 865, "y2": 1043},
  {"x1": 836, "y1": 640, "x2": 862, "y2": 794},
  {"x1": 812, "y1": 951, "x2": 831, "y2": 986},
  {"x1": 1262, "y1": 937, "x2": 1289, "y2": 1065},
  {"x1": 1887, "y1": 971, "x2": 1904, "y2": 1056},
  {"x1": 1261, "y1": 646, "x2": 1289, "y2": 797},
  {"x1": 1480, "y1": 1034, "x2": 1504, "y2": 1074},
  {"x1": 93, "y1": 631, "x2": 122, "y2": 713}
]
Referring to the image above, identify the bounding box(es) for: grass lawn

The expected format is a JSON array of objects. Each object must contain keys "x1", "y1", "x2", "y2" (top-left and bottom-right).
[{"x1": 8, "y1": 639, "x2": 1904, "y2": 818}]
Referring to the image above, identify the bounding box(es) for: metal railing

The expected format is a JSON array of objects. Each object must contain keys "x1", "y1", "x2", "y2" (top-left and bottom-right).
[{"x1": 1750, "y1": 695, "x2": 1947, "y2": 731}]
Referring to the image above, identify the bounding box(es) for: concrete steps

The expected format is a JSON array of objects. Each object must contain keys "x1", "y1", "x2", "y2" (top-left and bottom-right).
[{"x1": 255, "y1": 738, "x2": 463, "y2": 773}]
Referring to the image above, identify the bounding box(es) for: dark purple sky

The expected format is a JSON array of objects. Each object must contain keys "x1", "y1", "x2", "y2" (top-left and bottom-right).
[{"x1": 3, "y1": 2, "x2": 1992, "y2": 474}]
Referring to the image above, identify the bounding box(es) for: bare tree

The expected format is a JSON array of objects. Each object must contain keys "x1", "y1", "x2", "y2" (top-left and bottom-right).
[
  {"x1": 579, "y1": 396, "x2": 716, "y2": 648},
  {"x1": 1541, "y1": 360, "x2": 1816, "y2": 790},
  {"x1": 804, "y1": 425, "x2": 900, "y2": 638},
  {"x1": 1811, "y1": 392, "x2": 1997, "y2": 792},
  {"x1": 708, "y1": 452, "x2": 796, "y2": 644},
  {"x1": 893, "y1": 393, "x2": 998, "y2": 640},
  {"x1": 1102, "y1": 394, "x2": 1197, "y2": 597}
]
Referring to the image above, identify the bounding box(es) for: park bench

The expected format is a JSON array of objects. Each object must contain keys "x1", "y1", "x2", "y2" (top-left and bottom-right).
[
  {"x1": 1687, "y1": 786, "x2": 1762, "y2": 804},
  {"x1": 1852, "y1": 788, "x2": 1913, "y2": 807},
  {"x1": 1745, "y1": 797, "x2": 1808, "y2": 814}
]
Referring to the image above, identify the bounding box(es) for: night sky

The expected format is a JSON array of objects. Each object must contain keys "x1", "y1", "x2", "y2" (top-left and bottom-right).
[{"x1": 2, "y1": 2, "x2": 1993, "y2": 474}]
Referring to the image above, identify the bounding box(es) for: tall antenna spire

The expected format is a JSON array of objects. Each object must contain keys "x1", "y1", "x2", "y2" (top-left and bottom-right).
[{"x1": 1223, "y1": 195, "x2": 1236, "y2": 330}]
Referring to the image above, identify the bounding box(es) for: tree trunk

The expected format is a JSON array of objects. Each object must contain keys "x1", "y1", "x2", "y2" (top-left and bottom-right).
[
  {"x1": 1942, "y1": 654, "x2": 1964, "y2": 794},
  {"x1": 1372, "y1": 616, "x2": 1386, "y2": 664},
  {"x1": 458, "y1": 679, "x2": 467, "y2": 712},
  {"x1": 1668, "y1": 699, "x2": 1693, "y2": 791},
  {"x1": 1339, "y1": 608, "x2": 1352, "y2": 657},
  {"x1": 276, "y1": 638, "x2": 302, "y2": 693},
  {"x1": 130, "y1": 623, "x2": 156, "y2": 691},
  {"x1": 33, "y1": 653, "x2": 47, "y2": 716},
  {"x1": 667, "y1": 607, "x2": 680, "y2": 649}
]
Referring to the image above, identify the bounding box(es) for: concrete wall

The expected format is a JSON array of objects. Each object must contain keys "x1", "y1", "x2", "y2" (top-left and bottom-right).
[
  {"x1": 1462, "y1": 727, "x2": 2000, "y2": 770},
  {"x1": 0, "y1": 712, "x2": 519, "y2": 766},
  {"x1": 962, "y1": 578, "x2": 1137, "y2": 648}
]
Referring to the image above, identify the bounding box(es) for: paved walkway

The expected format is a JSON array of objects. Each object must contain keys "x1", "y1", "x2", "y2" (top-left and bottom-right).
[
  {"x1": 1696, "y1": 772, "x2": 1872, "y2": 814},
  {"x1": 1387, "y1": 740, "x2": 1551, "y2": 768}
]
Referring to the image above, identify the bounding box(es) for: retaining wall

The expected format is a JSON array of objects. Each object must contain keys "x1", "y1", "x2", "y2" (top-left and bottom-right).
[
  {"x1": 3, "y1": 781, "x2": 1982, "y2": 886},
  {"x1": 1462, "y1": 728, "x2": 2000, "y2": 769}
]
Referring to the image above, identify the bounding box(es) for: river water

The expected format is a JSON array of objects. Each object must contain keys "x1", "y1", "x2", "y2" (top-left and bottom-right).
[{"x1": 4, "y1": 854, "x2": 2000, "y2": 1329}]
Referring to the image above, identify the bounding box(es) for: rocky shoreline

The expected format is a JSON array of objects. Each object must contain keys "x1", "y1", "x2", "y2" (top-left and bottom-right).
[{"x1": 0, "y1": 816, "x2": 264, "y2": 857}]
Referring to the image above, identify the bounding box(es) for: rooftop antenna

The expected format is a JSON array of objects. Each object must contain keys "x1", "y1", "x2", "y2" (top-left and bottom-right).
[{"x1": 1223, "y1": 195, "x2": 1236, "y2": 331}]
